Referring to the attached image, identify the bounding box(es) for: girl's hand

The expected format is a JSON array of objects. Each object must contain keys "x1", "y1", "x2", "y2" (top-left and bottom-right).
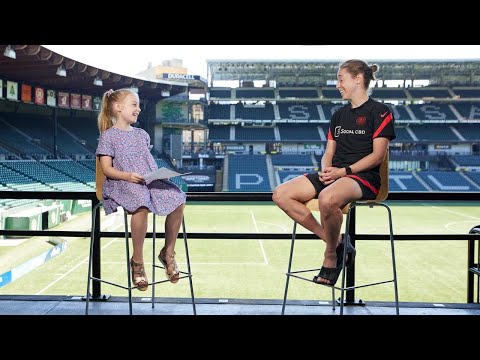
[{"x1": 127, "y1": 172, "x2": 145, "y2": 184}]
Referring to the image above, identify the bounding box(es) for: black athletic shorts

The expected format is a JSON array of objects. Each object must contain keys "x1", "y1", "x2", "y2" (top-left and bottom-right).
[{"x1": 304, "y1": 172, "x2": 379, "y2": 200}]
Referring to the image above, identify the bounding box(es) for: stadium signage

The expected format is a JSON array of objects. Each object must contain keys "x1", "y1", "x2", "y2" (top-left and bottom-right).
[
  {"x1": 82, "y1": 95, "x2": 92, "y2": 110},
  {"x1": 58, "y1": 92, "x2": 70, "y2": 108},
  {"x1": 93, "y1": 97, "x2": 102, "y2": 111},
  {"x1": 225, "y1": 145, "x2": 245, "y2": 151},
  {"x1": 70, "y1": 94, "x2": 81, "y2": 109},
  {"x1": 162, "y1": 73, "x2": 200, "y2": 80},
  {"x1": 6, "y1": 81, "x2": 18, "y2": 100},
  {"x1": 34, "y1": 87, "x2": 45, "y2": 105},
  {"x1": 182, "y1": 175, "x2": 213, "y2": 184},
  {"x1": 21, "y1": 84, "x2": 32, "y2": 103},
  {"x1": 434, "y1": 144, "x2": 451, "y2": 149},
  {"x1": 47, "y1": 90, "x2": 56, "y2": 106}
]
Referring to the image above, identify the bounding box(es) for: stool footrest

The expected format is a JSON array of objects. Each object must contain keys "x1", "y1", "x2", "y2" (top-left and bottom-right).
[
  {"x1": 343, "y1": 279, "x2": 395, "y2": 291},
  {"x1": 90, "y1": 277, "x2": 130, "y2": 290},
  {"x1": 150, "y1": 274, "x2": 192, "y2": 286},
  {"x1": 286, "y1": 268, "x2": 322, "y2": 275},
  {"x1": 469, "y1": 267, "x2": 480, "y2": 276}
]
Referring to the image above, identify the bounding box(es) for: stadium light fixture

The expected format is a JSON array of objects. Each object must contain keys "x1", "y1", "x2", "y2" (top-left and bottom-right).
[
  {"x1": 56, "y1": 65, "x2": 66, "y2": 77},
  {"x1": 93, "y1": 76, "x2": 103, "y2": 86},
  {"x1": 3, "y1": 45, "x2": 16, "y2": 59}
]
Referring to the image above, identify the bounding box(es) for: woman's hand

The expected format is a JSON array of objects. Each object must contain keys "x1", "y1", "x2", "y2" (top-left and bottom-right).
[{"x1": 319, "y1": 167, "x2": 345, "y2": 184}]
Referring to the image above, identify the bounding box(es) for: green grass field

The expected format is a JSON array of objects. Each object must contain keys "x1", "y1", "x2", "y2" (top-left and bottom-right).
[{"x1": 1, "y1": 201, "x2": 479, "y2": 304}]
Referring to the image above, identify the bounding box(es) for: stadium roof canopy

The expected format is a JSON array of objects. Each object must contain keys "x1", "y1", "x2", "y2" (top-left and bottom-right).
[
  {"x1": 207, "y1": 59, "x2": 480, "y2": 86},
  {"x1": 0, "y1": 45, "x2": 188, "y2": 100}
]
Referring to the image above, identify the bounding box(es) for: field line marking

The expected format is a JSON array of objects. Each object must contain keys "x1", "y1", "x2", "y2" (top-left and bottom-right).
[
  {"x1": 426, "y1": 204, "x2": 480, "y2": 220},
  {"x1": 250, "y1": 210, "x2": 268, "y2": 265},
  {"x1": 35, "y1": 238, "x2": 118, "y2": 295},
  {"x1": 35, "y1": 220, "x2": 125, "y2": 295},
  {"x1": 258, "y1": 220, "x2": 289, "y2": 232},
  {"x1": 444, "y1": 219, "x2": 480, "y2": 233},
  {"x1": 103, "y1": 261, "x2": 267, "y2": 265}
]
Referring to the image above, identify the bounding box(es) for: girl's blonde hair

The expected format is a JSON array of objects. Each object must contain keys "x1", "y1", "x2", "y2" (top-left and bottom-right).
[{"x1": 97, "y1": 88, "x2": 138, "y2": 133}]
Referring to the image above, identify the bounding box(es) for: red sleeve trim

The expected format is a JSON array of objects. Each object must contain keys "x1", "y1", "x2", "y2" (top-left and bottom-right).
[
  {"x1": 373, "y1": 113, "x2": 393, "y2": 139},
  {"x1": 328, "y1": 129, "x2": 333, "y2": 140}
]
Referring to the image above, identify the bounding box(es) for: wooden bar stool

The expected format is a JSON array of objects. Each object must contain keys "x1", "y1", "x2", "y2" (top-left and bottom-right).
[
  {"x1": 281, "y1": 151, "x2": 399, "y2": 315},
  {"x1": 85, "y1": 159, "x2": 196, "y2": 315}
]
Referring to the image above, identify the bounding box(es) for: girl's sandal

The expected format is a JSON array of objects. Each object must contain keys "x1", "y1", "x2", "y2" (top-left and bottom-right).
[
  {"x1": 158, "y1": 248, "x2": 180, "y2": 283},
  {"x1": 130, "y1": 258, "x2": 148, "y2": 291}
]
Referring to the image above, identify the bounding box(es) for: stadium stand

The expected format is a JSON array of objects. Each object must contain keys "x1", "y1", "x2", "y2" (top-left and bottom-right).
[
  {"x1": 227, "y1": 155, "x2": 271, "y2": 191},
  {"x1": 205, "y1": 79, "x2": 480, "y2": 192},
  {"x1": 0, "y1": 51, "x2": 479, "y2": 198}
]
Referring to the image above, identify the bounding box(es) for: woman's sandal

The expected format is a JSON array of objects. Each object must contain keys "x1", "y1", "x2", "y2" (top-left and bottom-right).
[
  {"x1": 158, "y1": 248, "x2": 180, "y2": 284},
  {"x1": 130, "y1": 258, "x2": 148, "y2": 291},
  {"x1": 313, "y1": 265, "x2": 342, "y2": 286},
  {"x1": 313, "y1": 234, "x2": 356, "y2": 286},
  {"x1": 336, "y1": 234, "x2": 356, "y2": 268}
]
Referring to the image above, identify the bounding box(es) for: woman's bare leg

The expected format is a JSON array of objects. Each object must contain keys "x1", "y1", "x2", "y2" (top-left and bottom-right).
[
  {"x1": 316, "y1": 178, "x2": 362, "y2": 284},
  {"x1": 273, "y1": 176, "x2": 327, "y2": 239}
]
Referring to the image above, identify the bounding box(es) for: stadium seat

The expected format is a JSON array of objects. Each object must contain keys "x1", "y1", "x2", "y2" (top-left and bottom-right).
[
  {"x1": 281, "y1": 150, "x2": 399, "y2": 315},
  {"x1": 85, "y1": 159, "x2": 196, "y2": 315}
]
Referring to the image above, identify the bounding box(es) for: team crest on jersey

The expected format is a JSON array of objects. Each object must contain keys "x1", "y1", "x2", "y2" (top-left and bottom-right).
[{"x1": 356, "y1": 116, "x2": 366, "y2": 126}]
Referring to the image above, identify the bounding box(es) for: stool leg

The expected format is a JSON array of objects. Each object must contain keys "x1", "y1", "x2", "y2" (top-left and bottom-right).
[
  {"x1": 124, "y1": 210, "x2": 132, "y2": 315},
  {"x1": 477, "y1": 239, "x2": 480, "y2": 303},
  {"x1": 385, "y1": 205, "x2": 399, "y2": 315},
  {"x1": 85, "y1": 202, "x2": 101, "y2": 315},
  {"x1": 331, "y1": 287, "x2": 335, "y2": 311},
  {"x1": 182, "y1": 216, "x2": 196, "y2": 315},
  {"x1": 281, "y1": 221, "x2": 297, "y2": 315},
  {"x1": 340, "y1": 206, "x2": 352, "y2": 315},
  {"x1": 152, "y1": 213, "x2": 156, "y2": 309}
]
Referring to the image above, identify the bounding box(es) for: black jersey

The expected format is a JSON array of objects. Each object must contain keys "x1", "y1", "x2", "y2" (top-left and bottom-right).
[{"x1": 326, "y1": 97, "x2": 396, "y2": 193}]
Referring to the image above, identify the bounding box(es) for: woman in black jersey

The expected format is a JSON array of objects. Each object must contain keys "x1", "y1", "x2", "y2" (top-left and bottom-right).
[{"x1": 273, "y1": 59, "x2": 396, "y2": 286}]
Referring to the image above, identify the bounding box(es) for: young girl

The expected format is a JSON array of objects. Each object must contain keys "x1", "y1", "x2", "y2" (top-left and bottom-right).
[
  {"x1": 96, "y1": 88, "x2": 186, "y2": 291},
  {"x1": 273, "y1": 59, "x2": 396, "y2": 286}
]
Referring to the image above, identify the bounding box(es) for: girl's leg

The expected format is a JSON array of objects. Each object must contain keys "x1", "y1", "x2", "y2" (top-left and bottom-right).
[
  {"x1": 130, "y1": 207, "x2": 149, "y2": 263},
  {"x1": 130, "y1": 207, "x2": 149, "y2": 289},
  {"x1": 159, "y1": 203, "x2": 185, "y2": 283},
  {"x1": 164, "y1": 203, "x2": 185, "y2": 254}
]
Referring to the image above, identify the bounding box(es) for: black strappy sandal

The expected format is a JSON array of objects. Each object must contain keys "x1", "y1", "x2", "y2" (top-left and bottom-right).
[{"x1": 313, "y1": 265, "x2": 342, "y2": 286}]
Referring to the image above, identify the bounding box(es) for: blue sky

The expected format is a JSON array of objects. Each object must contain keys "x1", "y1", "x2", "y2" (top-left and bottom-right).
[{"x1": 43, "y1": 45, "x2": 480, "y2": 79}]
